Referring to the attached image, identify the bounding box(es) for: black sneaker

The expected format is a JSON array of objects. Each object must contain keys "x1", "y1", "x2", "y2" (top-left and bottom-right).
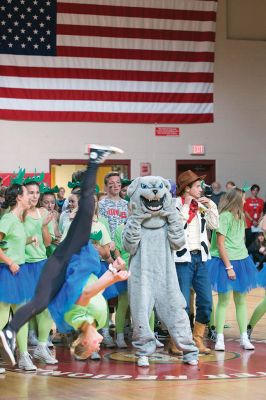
[
  {"x1": 247, "y1": 324, "x2": 253, "y2": 340},
  {"x1": 207, "y1": 325, "x2": 217, "y2": 342},
  {"x1": 85, "y1": 144, "x2": 124, "y2": 164},
  {"x1": 0, "y1": 328, "x2": 16, "y2": 366}
]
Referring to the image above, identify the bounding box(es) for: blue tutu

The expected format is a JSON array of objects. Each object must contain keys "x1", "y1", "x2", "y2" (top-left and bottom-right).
[
  {"x1": 0, "y1": 263, "x2": 35, "y2": 304},
  {"x1": 27, "y1": 259, "x2": 47, "y2": 286},
  {"x1": 49, "y1": 242, "x2": 101, "y2": 333},
  {"x1": 256, "y1": 264, "x2": 266, "y2": 288},
  {"x1": 115, "y1": 280, "x2": 128, "y2": 295},
  {"x1": 99, "y1": 261, "x2": 127, "y2": 299},
  {"x1": 207, "y1": 256, "x2": 257, "y2": 293}
]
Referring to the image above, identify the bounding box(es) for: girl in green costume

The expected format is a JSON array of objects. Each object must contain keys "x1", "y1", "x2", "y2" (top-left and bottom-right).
[
  {"x1": 23, "y1": 179, "x2": 58, "y2": 365},
  {"x1": 207, "y1": 188, "x2": 257, "y2": 351},
  {"x1": 0, "y1": 181, "x2": 38, "y2": 371}
]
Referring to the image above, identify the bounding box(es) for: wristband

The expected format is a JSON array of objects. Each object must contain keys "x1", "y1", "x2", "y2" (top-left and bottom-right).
[
  {"x1": 225, "y1": 265, "x2": 234, "y2": 271},
  {"x1": 9, "y1": 261, "x2": 15, "y2": 268},
  {"x1": 108, "y1": 264, "x2": 117, "y2": 274}
]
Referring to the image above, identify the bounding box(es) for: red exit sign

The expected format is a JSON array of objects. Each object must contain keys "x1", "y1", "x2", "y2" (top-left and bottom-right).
[
  {"x1": 189, "y1": 144, "x2": 205, "y2": 155},
  {"x1": 155, "y1": 127, "x2": 180, "y2": 137}
]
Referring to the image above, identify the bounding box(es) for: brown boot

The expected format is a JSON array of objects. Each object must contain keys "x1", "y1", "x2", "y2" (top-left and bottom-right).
[
  {"x1": 168, "y1": 338, "x2": 183, "y2": 356},
  {"x1": 193, "y1": 321, "x2": 211, "y2": 354}
]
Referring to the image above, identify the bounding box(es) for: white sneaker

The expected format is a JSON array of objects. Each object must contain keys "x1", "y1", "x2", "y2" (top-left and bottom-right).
[
  {"x1": 86, "y1": 144, "x2": 124, "y2": 164},
  {"x1": 137, "y1": 356, "x2": 150, "y2": 367},
  {"x1": 215, "y1": 334, "x2": 225, "y2": 351},
  {"x1": 90, "y1": 352, "x2": 101, "y2": 361},
  {"x1": 28, "y1": 330, "x2": 38, "y2": 346},
  {"x1": 155, "y1": 338, "x2": 164, "y2": 348},
  {"x1": 115, "y1": 333, "x2": 128, "y2": 349},
  {"x1": 18, "y1": 352, "x2": 37, "y2": 371},
  {"x1": 240, "y1": 333, "x2": 255, "y2": 350},
  {"x1": 33, "y1": 344, "x2": 58, "y2": 364},
  {"x1": 0, "y1": 368, "x2": 5, "y2": 374},
  {"x1": 101, "y1": 329, "x2": 116, "y2": 348},
  {"x1": 184, "y1": 359, "x2": 198, "y2": 366}
]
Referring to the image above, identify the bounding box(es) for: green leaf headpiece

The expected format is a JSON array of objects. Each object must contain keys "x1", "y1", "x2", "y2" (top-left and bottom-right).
[
  {"x1": 11, "y1": 168, "x2": 26, "y2": 185},
  {"x1": 121, "y1": 179, "x2": 133, "y2": 188},
  {"x1": 90, "y1": 230, "x2": 103, "y2": 242},
  {"x1": 68, "y1": 181, "x2": 99, "y2": 194},
  {"x1": 68, "y1": 181, "x2": 81, "y2": 189},
  {"x1": 40, "y1": 183, "x2": 59, "y2": 194},
  {"x1": 24, "y1": 170, "x2": 45, "y2": 185}
]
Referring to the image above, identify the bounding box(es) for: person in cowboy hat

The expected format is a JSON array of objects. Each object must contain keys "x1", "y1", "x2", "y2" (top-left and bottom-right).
[{"x1": 173, "y1": 170, "x2": 219, "y2": 354}]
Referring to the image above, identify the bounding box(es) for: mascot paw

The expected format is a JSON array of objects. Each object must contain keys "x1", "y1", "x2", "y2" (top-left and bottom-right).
[{"x1": 131, "y1": 202, "x2": 152, "y2": 221}]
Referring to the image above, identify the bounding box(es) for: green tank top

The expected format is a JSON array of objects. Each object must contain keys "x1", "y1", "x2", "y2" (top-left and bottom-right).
[
  {"x1": 24, "y1": 209, "x2": 53, "y2": 262},
  {"x1": 0, "y1": 212, "x2": 26, "y2": 265}
]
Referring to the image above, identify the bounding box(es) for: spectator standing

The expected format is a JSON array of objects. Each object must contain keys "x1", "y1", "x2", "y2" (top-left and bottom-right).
[
  {"x1": 210, "y1": 182, "x2": 225, "y2": 207},
  {"x1": 244, "y1": 184, "x2": 264, "y2": 247},
  {"x1": 56, "y1": 187, "x2": 66, "y2": 213},
  {"x1": 99, "y1": 172, "x2": 128, "y2": 241}
]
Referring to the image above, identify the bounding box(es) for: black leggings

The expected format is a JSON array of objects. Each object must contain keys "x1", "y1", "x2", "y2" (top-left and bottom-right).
[{"x1": 10, "y1": 162, "x2": 98, "y2": 333}]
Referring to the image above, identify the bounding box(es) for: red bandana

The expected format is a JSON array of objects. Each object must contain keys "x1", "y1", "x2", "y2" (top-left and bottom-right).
[{"x1": 181, "y1": 197, "x2": 198, "y2": 224}]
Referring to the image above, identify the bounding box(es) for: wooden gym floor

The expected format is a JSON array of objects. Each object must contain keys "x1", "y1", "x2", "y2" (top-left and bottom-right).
[{"x1": 0, "y1": 288, "x2": 265, "y2": 400}]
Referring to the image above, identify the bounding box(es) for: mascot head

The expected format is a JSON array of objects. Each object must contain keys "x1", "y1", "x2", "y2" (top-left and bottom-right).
[{"x1": 127, "y1": 176, "x2": 172, "y2": 228}]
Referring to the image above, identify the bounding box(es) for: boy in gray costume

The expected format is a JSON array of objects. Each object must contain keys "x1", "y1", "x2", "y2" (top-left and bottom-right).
[{"x1": 122, "y1": 176, "x2": 199, "y2": 367}]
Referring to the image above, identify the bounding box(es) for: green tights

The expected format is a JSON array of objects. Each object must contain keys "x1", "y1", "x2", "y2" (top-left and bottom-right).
[
  {"x1": 216, "y1": 291, "x2": 247, "y2": 334},
  {"x1": 29, "y1": 309, "x2": 53, "y2": 343},
  {"x1": 0, "y1": 302, "x2": 28, "y2": 353},
  {"x1": 248, "y1": 290, "x2": 266, "y2": 328},
  {"x1": 115, "y1": 292, "x2": 155, "y2": 334}
]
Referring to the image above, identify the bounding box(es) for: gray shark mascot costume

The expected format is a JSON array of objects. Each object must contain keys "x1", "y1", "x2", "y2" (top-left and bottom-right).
[{"x1": 122, "y1": 176, "x2": 198, "y2": 367}]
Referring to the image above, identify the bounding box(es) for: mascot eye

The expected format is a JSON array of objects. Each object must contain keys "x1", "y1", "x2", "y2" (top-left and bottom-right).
[
  {"x1": 159, "y1": 183, "x2": 163, "y2": 189},
  {"x1": 141, "y1": 183, "x2": 147, "y2": 189}
]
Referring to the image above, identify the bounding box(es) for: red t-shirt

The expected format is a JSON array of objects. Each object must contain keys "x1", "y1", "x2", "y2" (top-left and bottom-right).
[{"x1": 244, "y1": 197, "x2": 264, "y2": 228}]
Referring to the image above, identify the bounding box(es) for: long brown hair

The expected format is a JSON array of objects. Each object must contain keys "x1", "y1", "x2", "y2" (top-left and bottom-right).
[{"x1": 218, "y1": 188, "x2": 245, "y2": 221}]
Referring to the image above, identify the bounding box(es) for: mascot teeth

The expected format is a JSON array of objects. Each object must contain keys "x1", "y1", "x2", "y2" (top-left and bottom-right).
[{"x1": 141, "y1": 195, "x2": 166, "y2": 212}]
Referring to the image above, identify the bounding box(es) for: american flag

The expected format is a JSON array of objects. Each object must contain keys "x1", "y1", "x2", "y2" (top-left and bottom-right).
[{"x1": 0, "y1": 0, "x2": 217, "y2": 123}]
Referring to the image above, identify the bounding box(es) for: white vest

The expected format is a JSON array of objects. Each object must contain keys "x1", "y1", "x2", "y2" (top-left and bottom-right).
[{"x1": 174, "y1": 197, "x2": 210, "y2": 263}]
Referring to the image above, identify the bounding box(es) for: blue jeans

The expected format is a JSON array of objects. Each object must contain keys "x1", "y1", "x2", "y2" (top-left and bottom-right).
[{"x1": 175, "y1": 253, "x2": 212, "y2": 324}]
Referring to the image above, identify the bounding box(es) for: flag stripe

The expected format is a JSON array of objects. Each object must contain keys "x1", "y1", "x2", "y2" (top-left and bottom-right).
[
  {"x1": 57, "y1": 13, "x2": 216, "y2": 33},
  {"x1": 0, "y1": 88, "x2": 213, "y2": 103},
  {"x1": 57, "y1": 46, "x2": 214, "y2": 62},
  {"x1": 0, "y1": 55, "x2": 213, "y2": 73},
  {"x1": 1, "y1": 77, "x2": 213, "y2": 94},
  {"x1": 57, "y1": 30, "x2": 214, "y2": 51},
  {"x1": 0, "y1": 66, "x2": 213, "y2": 83},
  {"x1": 0, "y1": 109, "x2": 214, "y2": 123},
  {"x1": 59, "y1": 0, "x2": 217, "y2": 12},
  {"x1": 0, "y1": 98, "x2": 213, "y2": 114},
  {"x1": 57, "y1": 3, "x2": 217, "y2": 21}
]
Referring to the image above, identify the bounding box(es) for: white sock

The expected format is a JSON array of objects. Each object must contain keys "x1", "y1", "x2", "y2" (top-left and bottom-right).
[
  {"x1": 38, "y1": 342, "x2": 47, "y2": 347},
  {"x1": 117, "y1": 333, "x2": 125, "y2": 340},
  {"x1": 241, "y1": 332, "x2": 248, "y2": 340}
]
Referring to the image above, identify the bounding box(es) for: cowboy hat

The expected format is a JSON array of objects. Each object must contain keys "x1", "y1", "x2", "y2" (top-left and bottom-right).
[{"x1": 176, "y1": 170, "x2": 206, "y2": 195}]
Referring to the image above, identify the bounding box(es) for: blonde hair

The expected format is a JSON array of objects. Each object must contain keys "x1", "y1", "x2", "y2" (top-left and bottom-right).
[
  {"x1": 71, "y1": 335, "x2": 89, "y2": 360},
  {"x1": 218, "y1": 188, "x2": 245, "y2": 221}
]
